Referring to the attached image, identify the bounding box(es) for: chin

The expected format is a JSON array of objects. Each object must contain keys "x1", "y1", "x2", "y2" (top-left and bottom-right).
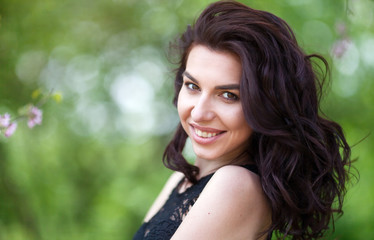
[{"x1": 193, "y1": 149, "x2": 222, "y2": 161}]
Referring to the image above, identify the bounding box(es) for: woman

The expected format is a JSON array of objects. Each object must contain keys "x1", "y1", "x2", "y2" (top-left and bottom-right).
[{"x1": 133, "y1": 1, "x2": 352, "y2": 239}]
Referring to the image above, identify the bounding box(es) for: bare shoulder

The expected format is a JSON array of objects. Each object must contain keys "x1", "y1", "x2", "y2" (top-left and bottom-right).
[
  {"x1": 165, "y1": 171, "x2": 185, "y2": 187},
  {"x1": 213, "y1": 165, "x2": 262, "y2": 193},
  {"x1": 171, "y1": 165, "x2": 271, "y2": 240},
  {"x1": 143, "y1": 171, "x2": 184, "y2": 222}
]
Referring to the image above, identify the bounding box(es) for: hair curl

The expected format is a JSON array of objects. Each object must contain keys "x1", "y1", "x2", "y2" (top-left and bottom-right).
[{"x1": 163, "y1": 1, "x2": 352, "y2": 239}]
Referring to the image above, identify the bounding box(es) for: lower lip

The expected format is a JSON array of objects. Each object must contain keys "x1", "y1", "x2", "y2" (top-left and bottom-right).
[{"x1": 190, "y1": 126, "x2": 225, "y2": 145}]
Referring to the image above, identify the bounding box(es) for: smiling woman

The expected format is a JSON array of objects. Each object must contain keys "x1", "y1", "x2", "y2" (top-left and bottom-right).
[
  {"x1": 133, "y1": 1, "x2": 353, "y2": 239},
  {"x1": 178, "y1": 45, "x2": 253, "y2": 173}
]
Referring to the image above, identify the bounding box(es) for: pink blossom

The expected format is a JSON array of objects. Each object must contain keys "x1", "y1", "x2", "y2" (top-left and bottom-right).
[
  {"x1": 4, "y1": 122, "x2": 17, "y2": 137},
  {"x1": 27, "y1": 106, "x2": 43, "y2": 128},
  {"x1": 331, "y1": 38, "x2": 351, "y2": 58},
  {"x1": 0, "y1": 113, "x2": 11, "y2": 127}
]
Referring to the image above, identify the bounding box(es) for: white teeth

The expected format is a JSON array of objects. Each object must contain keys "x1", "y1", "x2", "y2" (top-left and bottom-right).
[{"x1": 195, "y1": 129, "x2": 217, "y2": 138}]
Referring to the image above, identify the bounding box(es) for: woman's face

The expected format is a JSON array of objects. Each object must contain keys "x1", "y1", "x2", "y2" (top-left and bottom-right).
[{"x1": 177, "y1": 45, "x2": 253, "y2": 163}]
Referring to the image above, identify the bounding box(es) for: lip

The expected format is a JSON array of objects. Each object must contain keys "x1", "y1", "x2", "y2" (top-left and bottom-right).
[
  {"x1": 190, "y1": 123, "x2": 225, "y2": 133},
  {"x1": 189, "y1": 123, "x2": 226, "y2": 145}
]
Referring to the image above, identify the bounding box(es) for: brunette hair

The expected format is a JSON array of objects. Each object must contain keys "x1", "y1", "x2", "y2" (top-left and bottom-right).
[{"x1": 163, "y1": 1, "x2": 352, "y2": 239}]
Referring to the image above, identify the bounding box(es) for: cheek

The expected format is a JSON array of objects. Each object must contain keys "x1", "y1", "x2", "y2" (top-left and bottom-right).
[
  {"x1": 177, "y1": 90, "x2": 190, "y2": 121},
  {"x1": 226, "y1": 107, "x2": 251, "y2": 132}
]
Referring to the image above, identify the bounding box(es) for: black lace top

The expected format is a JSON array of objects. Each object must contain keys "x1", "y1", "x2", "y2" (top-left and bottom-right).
[{"x1": 133, "y1": 165, "x2": 267, "y2": 240}]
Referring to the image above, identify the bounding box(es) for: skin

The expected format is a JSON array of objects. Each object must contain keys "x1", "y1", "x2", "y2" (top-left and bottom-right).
[
  {"x1": 177, "y1": 44, "x2": 253, "y2": 178},
  {"x1": 172, "y1": 165, "x2": 271, "y2": 240},
  {"x1": 144, "y1": 45, "x2": 271, "y2": 239}
]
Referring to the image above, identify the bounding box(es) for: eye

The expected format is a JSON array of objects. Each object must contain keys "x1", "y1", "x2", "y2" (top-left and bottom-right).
[
  {"x1": 221, "y1": 92, "x2": 239, "y2": 101},
  {"x1": 185, "y1": 82, "x2": 200, "y2": 91}
]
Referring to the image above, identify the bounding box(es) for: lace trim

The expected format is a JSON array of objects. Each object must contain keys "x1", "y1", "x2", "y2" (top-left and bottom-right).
[{"x1": 133, "y1": 164, "x2": 261, "y2": 240}]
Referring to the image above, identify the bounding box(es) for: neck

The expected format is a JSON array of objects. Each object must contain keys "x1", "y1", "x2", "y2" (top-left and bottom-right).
[{"x1": 194, "y1": 152, "x2": 252, "y2": 180}]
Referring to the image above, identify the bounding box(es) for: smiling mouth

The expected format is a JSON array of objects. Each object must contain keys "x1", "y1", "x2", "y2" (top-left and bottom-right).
[{"x1": 194, "y1": 128, "x2": 225, "y2": 138}]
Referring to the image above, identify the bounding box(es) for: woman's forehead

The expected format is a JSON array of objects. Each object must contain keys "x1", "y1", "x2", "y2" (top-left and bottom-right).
[{"x1": 185, "y1": 45, "x2": 242, "y2": 83}]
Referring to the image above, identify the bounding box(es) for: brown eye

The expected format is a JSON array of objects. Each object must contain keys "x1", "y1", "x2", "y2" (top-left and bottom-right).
[
  {"x1": 185, "y1": 82, "x2": 199, "y2": 91},
  {"x1": 222, "y1": 92, "x2": 239, "y2": 101}
]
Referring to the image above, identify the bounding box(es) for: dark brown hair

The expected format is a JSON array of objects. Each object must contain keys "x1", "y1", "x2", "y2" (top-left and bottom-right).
[{"x1": 163, "y1": 1, "x2": 352, "y2": 239}]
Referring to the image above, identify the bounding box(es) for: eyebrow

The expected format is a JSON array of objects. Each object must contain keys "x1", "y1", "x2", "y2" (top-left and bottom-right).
[{"x1": 183, "y1": 71, "x2": 240, "y2": 90}]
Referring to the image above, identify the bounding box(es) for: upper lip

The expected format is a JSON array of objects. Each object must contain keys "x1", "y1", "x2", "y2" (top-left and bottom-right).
[{"x1": 190, "y1": 123, "x2": 225, "y2": 133}]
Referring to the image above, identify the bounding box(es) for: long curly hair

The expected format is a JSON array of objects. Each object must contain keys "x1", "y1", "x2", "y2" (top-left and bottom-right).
[{"x1": 163, "y1": 1, "x2": 352, "y2": 239}]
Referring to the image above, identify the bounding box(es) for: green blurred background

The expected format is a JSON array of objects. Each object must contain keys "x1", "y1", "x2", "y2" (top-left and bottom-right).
[{"x1": 0, "y1": 0, "x2": 373, "y2": 239}]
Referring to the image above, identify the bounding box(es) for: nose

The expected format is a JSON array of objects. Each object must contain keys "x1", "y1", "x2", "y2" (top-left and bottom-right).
[{"x1": 191, "y1": 94, "x2": 216, "y2": 122}]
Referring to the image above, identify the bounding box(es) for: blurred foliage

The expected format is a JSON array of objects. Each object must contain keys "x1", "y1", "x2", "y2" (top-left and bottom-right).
[{"x1": 0, "y1": 0, "x2": 373, "y2": 239}]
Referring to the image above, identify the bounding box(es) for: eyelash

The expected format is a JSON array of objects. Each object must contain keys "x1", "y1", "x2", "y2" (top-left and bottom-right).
[
  {"x1": 221, "y1": 92, "x2": 239, "y2": 101},
  {"x1": 184, "y1": 81, "x2": 239, "y2": 102},
  {"x1": 185, "y1": 82, "x2": 199, "y2": 91}
]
